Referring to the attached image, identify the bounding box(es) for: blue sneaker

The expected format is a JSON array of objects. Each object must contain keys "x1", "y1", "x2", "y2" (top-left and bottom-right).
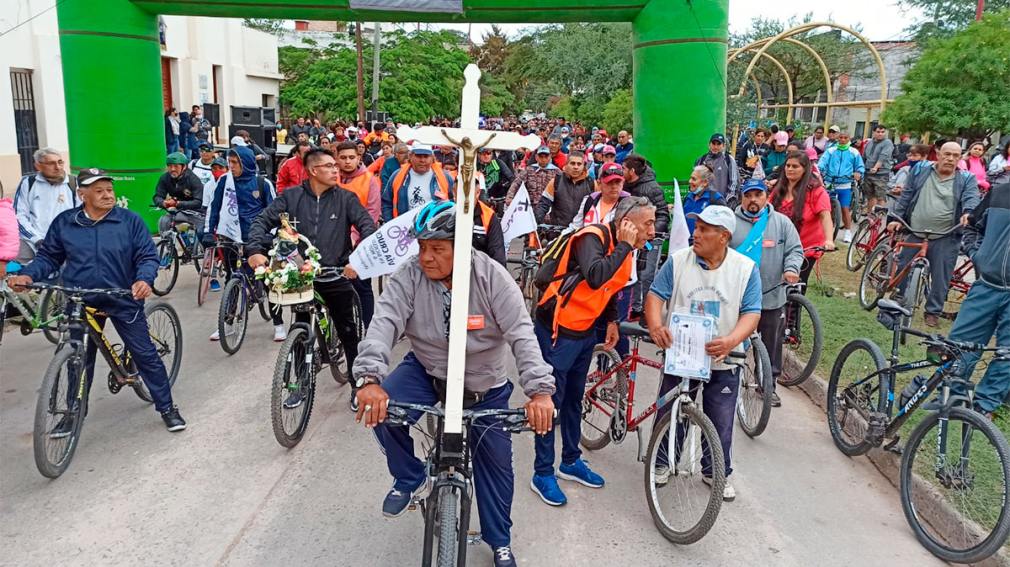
[
  {"x1": 209, "y1": 279, "x2": 221, "y2": 292},
  {"x1": 382, "y1": 481, "x2": 424, "y2": 518},
  {"x1": 530, "y1": 474, "x2": 567, "y2": 506},
  {"x1": 558, "y1": 459, "x2": 605, "y2": 488}
]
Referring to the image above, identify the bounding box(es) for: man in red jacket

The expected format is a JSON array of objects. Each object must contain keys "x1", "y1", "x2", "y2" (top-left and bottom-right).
[{"x1": 276, "y1": 141, "x2": 311, "y2": 193}]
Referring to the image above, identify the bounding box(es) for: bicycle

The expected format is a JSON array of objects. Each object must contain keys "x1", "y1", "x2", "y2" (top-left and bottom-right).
[
  {"x1": 827, "y1": 298, "x2": 1010, "y2": 563},
  {"x1": 846, "y1": 204, "x2": 893, "y2": 271},
  {"x1": 946, "y1": 255, "x2": 975, "y2": 307},
  {"x1": 735, "y1": 335, "x2": 774, "y2": 438},
  {"x1": 509, "y1": 224, "x2": 564, "y2": 318},
  {"x1": 217, "y1": 242, "x2": 273, "y2": 355},
  {"x1": 858, "y1": 216, "x2": 959, "y2": 316},
  {"x1": 30, "y1": 283, "x2": 182, "y2": 478},
  {"x1": 152, "y1": 209, "x2": 204, "y2": 296},
  {"x1": 776, "y1": 279, "x2": 824, "y2": 388},
  {"x1": 1, "y1": 265, "x2": 66, "y2": 345},
  {"x1": 581, "y1": 321, "x2": 742, "y2": 544},
  {"x1": 270, "y1": 267, "x2": 362, "y2": 447},
  {"x1": 197, "y1": 243, "x2": 227, "y2": 307},
  {"x1": 384, "y1": 400, "x2": 540, "y2": 567}
]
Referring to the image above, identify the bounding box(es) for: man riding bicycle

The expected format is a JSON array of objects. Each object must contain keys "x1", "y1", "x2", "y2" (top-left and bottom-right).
[
  {"x1": 352, "y1": 201, "x2": 555, "y2": 567},
  {"x1": 154, "y1": 152, "x2": 205, "y2": 237},
  {"x1": 817, "y1": 131, "x2": 865, "y2": 243}
]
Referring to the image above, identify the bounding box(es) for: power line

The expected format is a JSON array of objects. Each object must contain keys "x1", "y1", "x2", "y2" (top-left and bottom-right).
[{"x1": 0, "y1": 0, "x2": 71, "y2": 39}]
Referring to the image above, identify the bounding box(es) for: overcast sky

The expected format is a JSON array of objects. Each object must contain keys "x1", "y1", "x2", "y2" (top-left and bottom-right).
[{"x1": 432, "y1": 0, "x2": 920, "y2": 43}]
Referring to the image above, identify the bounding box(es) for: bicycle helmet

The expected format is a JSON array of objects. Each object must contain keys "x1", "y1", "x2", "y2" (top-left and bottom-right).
[
  {"x1": 411, "y1": 201, "x2": 456, "y2": 241},
  {"x1": 166, "y1": 152, "x2": 189, "y2": 165}
]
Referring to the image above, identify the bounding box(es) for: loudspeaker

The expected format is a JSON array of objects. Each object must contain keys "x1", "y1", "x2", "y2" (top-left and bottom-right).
[
  {"x1": 262, "y1": 107, "x2": 276, "y2": 125},
  {"x1": 231, "y1": 105, "x2": 262, "y2": 126},
  {"x1": 203, "y1": 103, "x2": 220, "y2": 127},
  {"x1": 228, "y1": 124, "x2": 276, "y2": 150}
]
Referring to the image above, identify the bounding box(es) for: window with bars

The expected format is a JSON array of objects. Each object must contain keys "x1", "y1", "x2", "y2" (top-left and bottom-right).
[{"x1": 10, "y1": 69, "x2": 40, "y2": 175}]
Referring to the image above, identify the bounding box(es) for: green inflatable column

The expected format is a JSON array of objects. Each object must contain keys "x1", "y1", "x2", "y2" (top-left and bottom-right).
[
  {"x1": 632, "y1": 0, "x2": 729, "y2": 199},
  {"x1": 57, "y1": 0, "x2": 165, "y2": 229}
]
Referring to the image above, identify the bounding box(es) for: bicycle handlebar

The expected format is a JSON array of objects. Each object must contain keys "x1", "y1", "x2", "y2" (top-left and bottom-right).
[
  {"x1": 26, "y1": 282, "x2": 133, "y2": 298},
  {"x1": 316, "y1": 266, "x2": 349, "y2": 283},
  {"x1": 887, "y1": 215, "x2": 960, "y2": 239},
  {"x1": 902, "y1": 327, "x2": 1009, "y2": 358},
  {"x1": 385, "y1": 401, "x2": 547, "y2": 433}
]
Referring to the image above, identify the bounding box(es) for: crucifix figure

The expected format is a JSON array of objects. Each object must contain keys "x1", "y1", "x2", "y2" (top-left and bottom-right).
[{"x1": 396, "y1": 65, "x2": 541, "y2": 434}]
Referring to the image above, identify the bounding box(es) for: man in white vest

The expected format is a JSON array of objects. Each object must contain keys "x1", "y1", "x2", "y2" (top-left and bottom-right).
[{"x1": 643, "y1": 205, "x2": 762, "y2": 502}]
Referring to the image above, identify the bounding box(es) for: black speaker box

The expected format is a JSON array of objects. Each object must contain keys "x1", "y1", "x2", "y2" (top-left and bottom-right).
[{"x1": 231, "y1": 105, "x2": 262, "y2": 126}]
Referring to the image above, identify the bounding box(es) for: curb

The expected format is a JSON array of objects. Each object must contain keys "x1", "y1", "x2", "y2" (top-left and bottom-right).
[{"x1": 783, "y1": 350, "x2": 1010, "y2": 567}]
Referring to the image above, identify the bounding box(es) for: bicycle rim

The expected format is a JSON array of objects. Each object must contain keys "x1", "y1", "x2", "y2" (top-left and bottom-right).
[
  {"x1": 779, "y1": 294, "x2": 822, "y2": 388},
  {"x1": 146, "y1": 303, "x2": 182, "y2": 387},
  {"x1": 859, "y1": 246, "x2": 888, "y2": 310},
  {"x1": 197, "y1": 251, "x2": 216, "y2": 306},
  {"x1": 33, "y1": 346, "x2": 86, "y2": 478},
  {"x1": 153, "y1": 240, "x2": 179, "y2": 296},
  {"x1": 40, "y1": 288, "x2": 66, "y2": 344},
  {"x1": 219, "y1": 280, "x2": 248, "y2": 355},
  {"x1": 580, "y1": 345, "x2": 625, "y2": 451},
  {"x1": 826, "y1": 339, "x2": 887, "y2": 456},
  {"x1": 901, "y1": 407, "x2": 1010, "y2": 563},
  {"x1": 738, "y1": 337, "x2": 772, "y2": 438},
  {"x1": 271, "y1": 328, "x2": 315, "y2": 447},
  {"x1": 846, "y1": 220, "x2": 871, "y2": 271},
  {"x1": 644, "y1": 406, "x2": 725, "y2": 544}
]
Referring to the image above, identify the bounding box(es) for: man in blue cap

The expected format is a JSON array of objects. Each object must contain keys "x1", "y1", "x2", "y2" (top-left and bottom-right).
[{"x1": 381, "y1": 143, "x2": 453, "y2": 221}]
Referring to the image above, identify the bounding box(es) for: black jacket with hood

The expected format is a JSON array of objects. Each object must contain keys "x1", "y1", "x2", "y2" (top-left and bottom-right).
[{"x1": 623, "y1": 166, "x2": 669, "y2": 234}]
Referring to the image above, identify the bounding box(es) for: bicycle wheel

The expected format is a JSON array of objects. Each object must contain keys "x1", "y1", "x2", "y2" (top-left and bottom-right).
[
  {"x1": 322, "y1": 314, "x2": 350, "y2": 385},
  {"x1": 644, "y1": 405, "x2": 725, "y2": 544},
  {"x1": 271, "y1": 327, "x2": 316, "y2": 447},
  {"x1": 197, "y1": 249, "x2": 219, "y2": 307},
  {"x1": 152, "y1": 239, "x2": 179, "y2": 296},
  {"x1": 778, "y1": 293, "x2": 823, "y2": 388},
  {"x1": 218, "y1": 278, "x2": 249, "y2": 355},
  {"x1": 435, "y1": 484, "x2": 461, "y2": 567},
  {"x1": 831, "y1": 198, "x2": 842, "y2": 241},
  {"x1": 580, "y1": 345, "x2": 626, "y2": 451},
  {"x1": 737, "y1": 336, "x2": 773, "y2": 438},
  {"x1": 900, "y1": 407, "x2": 1010, "y2": 564},
  {"x1": 846, "y1": 220, "x2": 872, "y2": 271},
  {"x1": 132, "y1": 302, "x2": 183, "y2": 403},
  {"x1": 520, "y1": 266, "x2": 540, "y2": 318},
  {"x1": 256, "y1": 281, "x2": 273, "y2": 322},
  {"x1": 33, "y1": 345, "x2": 87, "y2": 478},
  {"x1": 859, "y1": 244, "x2": 890, "y2": 310},
  {"x1": 826, "y1": 339, "x2": 887, "y2": 456},
  {"x1": 39, "y1": 287, "x2": 67, "y2": 344},
  {"x1": 904, "y1": 264, "x2": 930, "y2": 318}
]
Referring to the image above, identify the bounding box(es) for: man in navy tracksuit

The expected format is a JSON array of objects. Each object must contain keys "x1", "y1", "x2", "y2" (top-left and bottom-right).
[{"x1": 8, "y1": 168, "x2": 186, "y2": 433}]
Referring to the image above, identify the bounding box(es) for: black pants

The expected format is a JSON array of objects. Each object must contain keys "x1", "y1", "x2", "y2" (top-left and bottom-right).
[
  {"x1": 351, "y1": 277, "x2": 374, "y2": 328},
  {"x1": 222, "y1": 244, "x2": 284, "y2": 326},
  {"x1": 757, "y1": 307, "x2": 784, "y2": 380},
  {"x1": 800, "y1": 259, "x2": 816, "y2": 286},
  {"x1": 298, "y1": 279, "x2": 361, "y2": 370}
]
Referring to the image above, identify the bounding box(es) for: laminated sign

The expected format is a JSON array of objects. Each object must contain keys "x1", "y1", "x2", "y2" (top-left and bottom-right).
[{"x1": 349, "y1": 0, "x2": 463, "y2": 12}]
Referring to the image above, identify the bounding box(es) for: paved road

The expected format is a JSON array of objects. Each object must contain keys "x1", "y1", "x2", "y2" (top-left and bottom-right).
[{"x1": 0, "y1": 271, "x2": 945, "y2": 566}]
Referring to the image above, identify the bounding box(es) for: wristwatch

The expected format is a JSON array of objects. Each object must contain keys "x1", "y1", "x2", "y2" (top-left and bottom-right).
[{"x1": 355, "y1": 374, "x2": 381, "y2": 389}]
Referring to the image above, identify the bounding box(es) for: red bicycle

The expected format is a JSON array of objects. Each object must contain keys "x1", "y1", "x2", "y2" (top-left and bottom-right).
[{"x1": 847, "y1": 205, "x2": 894, "y2": 271}]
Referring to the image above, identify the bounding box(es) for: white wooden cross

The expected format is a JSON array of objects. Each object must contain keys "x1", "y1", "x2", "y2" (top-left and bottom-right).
[{"x1": 397, "y1": 65, "x2": 541, "y2": 434}]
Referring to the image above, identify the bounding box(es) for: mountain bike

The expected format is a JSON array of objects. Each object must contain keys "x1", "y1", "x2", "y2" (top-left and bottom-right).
[
  {"x1": 1, "y1": 266, "x2": 65, "y2": 345},
  {"x1": 777, "y1": 280, "x2": 824, "y2": 388},
  {"x1": 152, "y1": 209, "x2": 204, "y2": 296},
  {"x1": 827, "y1": 298, "x2": 1010, "y2": 563},
  {"x1": 735, "y1": 335, "x2": 774, "y2": 438},
  {"x1": 581, "y1": 321, "x2": 743, "y2": 544},
  {"x1": 384, "y1": 400, "x2": 539, "y2": 567},
  {"x1": 846, "y1": 204, "x2": 893, "y2": 271},
  {"x1": 217, "y1": 242, "x2": 273, "y2": 355},
  {"x1": 30, "y1": 283, "x2": 182, "y2": 478},
  {"x1": 270, "y1": 268, "x2": 362, "y2": 447}
]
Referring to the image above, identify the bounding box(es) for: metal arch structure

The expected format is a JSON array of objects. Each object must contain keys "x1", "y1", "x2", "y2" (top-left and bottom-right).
[
  {"x1": 727, "y1": 50, "x2": 795, "y2": 122},
  {"x1": 730, "y1": 21, "x2": 890, "y2": 129}
]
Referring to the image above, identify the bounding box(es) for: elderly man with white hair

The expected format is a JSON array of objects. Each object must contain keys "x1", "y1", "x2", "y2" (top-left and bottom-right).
[{"x1": 12, "y1": 147, "x2": 80, "y2": 264}]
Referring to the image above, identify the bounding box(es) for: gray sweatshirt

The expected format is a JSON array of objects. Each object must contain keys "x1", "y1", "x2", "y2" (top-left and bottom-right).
[
  {"x1": 864, "y1": 138, "x2": 895, "y2": 174},
  {"x1": 730, "y1": 205, "x2": 804, "y2": 310},
  {"x1": 353, "y1": 251, "x2": 556, "y2": 398}
]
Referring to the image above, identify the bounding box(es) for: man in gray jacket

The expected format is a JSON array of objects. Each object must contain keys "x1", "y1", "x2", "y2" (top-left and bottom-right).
[
  {"x1": 862, "y1": 125, "x2": 895, "y2": 214},
  {"x1": 730, "y1": 179, "x2": 804, "y2": 406},
  {"x1": 352, "y1": 201, "x2": 555, "y2": 567}
]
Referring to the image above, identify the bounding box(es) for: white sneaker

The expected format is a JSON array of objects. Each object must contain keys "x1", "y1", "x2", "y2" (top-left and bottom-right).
[
  {"x1": 842, "y1": 229, "x2": 853, "y2": 243},
  {"x1": 209, "y1": 325, "x2": 235, "y2": 341},
  {"x1": 654, "y1": 465, "x2": 670, "y2": 486},
  {"x1": 702, "y1": 476, "x2": 736, "y2": 502},
  {"x1": 273, "y1": 325, "x2": 287, "y2": 342}
]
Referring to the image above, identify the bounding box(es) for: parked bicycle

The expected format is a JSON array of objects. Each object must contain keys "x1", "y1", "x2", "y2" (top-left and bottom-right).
[
  {"x1": 827, "y1": 298, "x2": 1010, "y2": 563},
  {"x1": 1, "y1": 264, "x2": 65, "y2": 345},
  {"x1": 30, "y1": 283, "x2": 182, "y2": 479},
  {"x1": 846, "y1": 204, "x2": 893, "y2": 271},
  {"x1": 217, "y1": 242, "x2": 273, "y2": 355},
  {"x1": 152, "y1": 209, "x2": 204, "y2": 296}
]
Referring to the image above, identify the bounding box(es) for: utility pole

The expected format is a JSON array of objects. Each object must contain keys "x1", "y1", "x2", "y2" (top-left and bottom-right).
[
  {"x1": 370, "y1": 22, "x2": 381, "y2": 121},
  {"x1": 976, "y1": 0, "x2": 985, "y2": 20},
  {"x1": 354, "y1": 22, "x2": 366, "y2": 124}
]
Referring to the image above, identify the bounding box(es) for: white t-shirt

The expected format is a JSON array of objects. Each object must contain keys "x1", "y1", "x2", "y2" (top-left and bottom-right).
[{"x1": 407, "y1": 169, "x2": 435, "y2": 209}]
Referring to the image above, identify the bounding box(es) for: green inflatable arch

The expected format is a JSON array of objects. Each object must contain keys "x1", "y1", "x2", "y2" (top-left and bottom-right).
[{"x1": 57, "y1": 0, "x2": 728, "y2": 224}]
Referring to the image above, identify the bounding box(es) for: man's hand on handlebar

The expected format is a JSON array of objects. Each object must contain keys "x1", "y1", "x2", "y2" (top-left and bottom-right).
[
  {"x1": 355, "y1": 384, "x2": 389, "y2": 428},
  {"x1": 6, "y1": 274, "x2": 32, "y2": 292},
  {"x1": 783, "y1": 271, "x2": 800, "y2": 284},
  {"x1": 886, "y1": 221, "x2": 902, "y2": 233},
  {"x1": 343, "y1": 265, "x2": 358, "y2": 280},
  {"x1": 524, "y1": 393, "x2": 554, "y2": 435},
  {"x1": 132, "y1": 281, "x2": 153, "y2": 300},
  {"x1": 960, "y1": 213, "x2": 970, "y2": 227},
  {"x1": 248, "y1": 254, "x2": 269, "y2": 270},
  {"x1": 822, "y1": 240, "x2": 837, "y2": 252}
]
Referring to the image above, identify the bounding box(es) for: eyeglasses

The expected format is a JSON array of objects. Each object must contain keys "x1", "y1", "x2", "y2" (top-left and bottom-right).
[
  {"x1": 39, "y1": 159, "x2": 64, "y2": 166},
  {"x1": 312, "y1": 162, "x2": 337, "y2": 170}
]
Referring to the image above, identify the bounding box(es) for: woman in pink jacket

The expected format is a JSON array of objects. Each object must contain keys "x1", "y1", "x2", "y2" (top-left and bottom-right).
[
  {"x1": 958, "y1": 140, "x2": 990, "y2": 192},
  {"x1": 0, "y1": 197, "x2": 20, "y2": 278}
]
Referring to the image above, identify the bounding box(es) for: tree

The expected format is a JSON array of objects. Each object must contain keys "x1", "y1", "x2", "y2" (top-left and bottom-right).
[
  {"x1": 899, "y1": 0, "x2": 1010, "y2": 43},
  {"x1": 601, "y1": 89, "x2": 633, "y2": 134},
  {"x1": 243, "y1": 18, "x2": 286, "y2": 36},
  {"x1": 882, "y1": 11, "x2": 1010, "y2": 141}
]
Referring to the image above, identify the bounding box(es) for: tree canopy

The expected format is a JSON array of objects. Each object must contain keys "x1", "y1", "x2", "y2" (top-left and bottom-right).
[
  {"x1": 882, "y1": 11, "x2": 1010, "y2": 141},
  {"x1": 898, "y1": 0, "x2": 1010, "y2": 43}
]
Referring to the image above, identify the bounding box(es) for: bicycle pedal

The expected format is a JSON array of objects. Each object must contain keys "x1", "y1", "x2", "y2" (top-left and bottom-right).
[
  {"x1": 108, "y1": 372, "x2": 123, "y2": 394},
  {"x1": 466, "y1": 532, "x2": 483, "y2": 546}
]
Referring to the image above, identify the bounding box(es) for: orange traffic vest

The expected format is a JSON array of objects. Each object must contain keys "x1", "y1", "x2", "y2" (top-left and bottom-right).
[
  {"x1": 476, "y1": 200, "x2": 494, "y2": 233},
  {"x1": 538, "y1": 224, "x2": 633, "y2": 339},
  {"x1": 367, "y1": 155, "x2": 386, "y2": 175},
  {"x1": 337, "y1": 169, "x2": 374, "y2": 209},
  {"x1": 390, "y1": 162, "x2": 450, "y2": 218}
]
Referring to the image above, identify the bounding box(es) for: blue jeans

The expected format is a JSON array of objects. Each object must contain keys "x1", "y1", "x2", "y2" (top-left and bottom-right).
[
  {"x1": 167, "y1": 135, "x2": 179, "y2": 154},
  {"x1": 655, "y1": 369, "x2": 739, "y2": 477},
  {"x1": 949, "y1": 281, "x2": 1010, "y2": 412},
  {"x1": 371, "y1": 352, "x2": 516, "y2": 549},
  {"x1": 533, "y1": 321, "x2": 598, "y2": 476}
]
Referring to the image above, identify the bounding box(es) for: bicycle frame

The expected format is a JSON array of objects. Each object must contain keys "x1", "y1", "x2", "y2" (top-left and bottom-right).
[
  {"x1": 948, "y1": 257, "x2": 974, "y2": 297},
  {"x1": 883, "y1": 236, "x2": 930, "y2": 292},
  {"x1": 0, "y1": 284, "x2": 61, "y2": 339}
]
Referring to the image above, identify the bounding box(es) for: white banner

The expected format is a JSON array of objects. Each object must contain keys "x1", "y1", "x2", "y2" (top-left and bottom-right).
[
  {"x1": 669, "y1": 178, "x2": 691, "y2": 253},
  {"x1": 348, "y1": 0, "x2": 462, "y2": 12},
  {"x1": 348, "y1": 207, "x2": 421, "y2": 279},
  {"x1": 500, "y1": 184, "x2": 538, "y2": 243}
]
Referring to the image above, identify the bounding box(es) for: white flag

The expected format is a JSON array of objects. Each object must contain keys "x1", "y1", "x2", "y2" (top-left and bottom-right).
[
  {"x1": 752, "y1": 159, "x2": 766, "y2": 180},
  {"x1": 348, "y1": 207, "x2": 421, "y2": 279},
  {"x1": 500, "y1": 184, "x2": 538, "y2": 243},
  {"x1": 669, "y1": 178, "x2": 691, "y2": 253}
]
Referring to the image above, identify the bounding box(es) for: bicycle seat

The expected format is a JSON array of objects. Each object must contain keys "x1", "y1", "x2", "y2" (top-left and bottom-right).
[
  {"x1": 878, "y1": 299, "x2": 912, "y2": 317},
  {"x1": 619, "y1": 321, "x2": 652, "y2": 340},
  {"x1": 873, "y1": 205, "x2": 890, "y2": 214}
]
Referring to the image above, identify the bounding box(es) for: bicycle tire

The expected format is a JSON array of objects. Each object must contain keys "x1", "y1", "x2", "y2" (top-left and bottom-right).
[
  {"x1": 900, "y1": 406, "x2": 1010, "y2": 564},
  {"x1": 905, "y1": 264, "x2": 929, "y2": 319},
  {"x1": 826, "y1": 339, "x2": 887, "y2": 456},
  {"x1": 846, "y1": 219, "x2": 872, "y2": 272},
  {"x1": 580, "y1": 345, "x2": 626, "y2": 451},
  {"x1": 132, "y1": 302, "x2": 183, "y2": 403},
  {"x1": 831, "y1": 198, "x2": 842, "y2": 241},
  {"x1": 152, "y1": 239, "x2": 179, "y2": 296},
  {"x1": 436, "y1": 484, "x2": 460, "y2": 567},
  {"x1": 33, "y1": 345, "x2": 87, "y2": 478},
  {"x1": 520, "y1": 266, "x2": 540, "y2": 318},
  {"x1": 778, "y1": 293, "x2": 823, "y2": 388},
  {"x1": 737, "y1": 336, "x2": 773, "y2": 438},
  {"x1": 39, "y1": 287, "x2": 66, "y2": 345},
  {"x1": 218, "y1": 278, "x2": 248, "y2": 355},
  {"x1": 644, "y1": 405, "x2": 725, "y2": 544},
  {"x1": 271, "y1": 327, "x2": 316, "y2": 448},
  {"x1": 197, "y1": 249, "x2": 219, "y2": 307},
  {"x1": 858, "y1": 244, "x2": 889, "y2": 310},
  {"x1": 325, "y1": 316, "x2": 350, "y2": 385}
]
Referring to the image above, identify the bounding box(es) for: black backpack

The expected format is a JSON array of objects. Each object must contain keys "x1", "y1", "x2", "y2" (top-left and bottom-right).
[{"x1": 533, "y1": 223, "x2": 612, "y2": 293}]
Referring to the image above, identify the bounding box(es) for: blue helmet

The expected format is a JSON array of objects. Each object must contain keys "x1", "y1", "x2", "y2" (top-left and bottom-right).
[{"x1": 411, "y1": 201, "x2": 456, "y2": 241}]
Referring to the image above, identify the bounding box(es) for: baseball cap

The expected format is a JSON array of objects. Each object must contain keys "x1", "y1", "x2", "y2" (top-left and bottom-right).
[
  {"x1": 687, "y1": 205, "x2": 736, "y2": 234},
  {"x1": 347, "y1": 126, "x2": 358, "y2": 133},
  {"x1": 710, "y1": 133, "x2": 726, "y2": 144},
  {"x1": 602, "y1": 144, "x2": 617, "y2": 156},
  {"x1": 561, "y1": 126, "x2": 570, "y2": 134},
  {"x1": 741, "y1": 179, "x2": 767, "y2": 194},
  {"x1": 230, "y1": 136, "x2": 247, "y2": 147},
  {"x1": 772, "y1": 131, "x2": 789, "y2": 146},
  {"x1": 211, "y1": 157, "x2": 228, "y2": 168},
  {"x1": 198, "y1": 141, "x2": 215, "y2": 151},
  {"x1": 599, "y1": 163, "x2": 625, "y2": 183},
  {"x1": 410, "y1": 143, "x2": 433, "y2": 155},
  {"x1": 598, "y1": 129, "x2": 608, "y2": 137},
  {"x1": 593, "y1": 143, "x2": 605, "y2": 152},
  {"x1": 535, "y1": 145, "x2": 551, "y2": 155},
  {"x1": 77, "y1": 168, "x2": 114, "y2": 187},
  {"x1": 828, "y1": 124, "x2": 840, "y2": 132}
]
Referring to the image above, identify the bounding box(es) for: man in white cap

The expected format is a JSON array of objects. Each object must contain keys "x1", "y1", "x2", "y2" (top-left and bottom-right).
[
  {"x1": 644, "y1": 205, "x2": 762, "y2": 502},
  {"x1": 381, "y1": 142, "x2": 453, "y2": 221}
]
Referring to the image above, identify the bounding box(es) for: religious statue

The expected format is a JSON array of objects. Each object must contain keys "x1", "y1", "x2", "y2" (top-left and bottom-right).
[{"x1": 440, "y1": 129, "x2": 496, "y2": 213}]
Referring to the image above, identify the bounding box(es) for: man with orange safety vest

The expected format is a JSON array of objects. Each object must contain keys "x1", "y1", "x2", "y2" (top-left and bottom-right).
[
  {"x1": 381, "y1": 143, "x2": 453, "y2": 222},
  {"x1": 530, "y1": 196, "x2": 657, "y2": 507},
  {"x1": 335, "y1": 140, "x2": 382, "y2": 327}
]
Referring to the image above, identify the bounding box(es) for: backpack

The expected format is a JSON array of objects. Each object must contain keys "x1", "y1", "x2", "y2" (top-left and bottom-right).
[
  {"x1": 23, "y1": 174, "x2": 78, "y2": 203},
  {"x1": 533, "y1": 223, "x2": 612, "y2": 292}
]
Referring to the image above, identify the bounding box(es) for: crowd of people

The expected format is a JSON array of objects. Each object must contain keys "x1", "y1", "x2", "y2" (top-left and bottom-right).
[{"x1": 3, "y1": 110, "x2": 1008, "y2": 566}]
